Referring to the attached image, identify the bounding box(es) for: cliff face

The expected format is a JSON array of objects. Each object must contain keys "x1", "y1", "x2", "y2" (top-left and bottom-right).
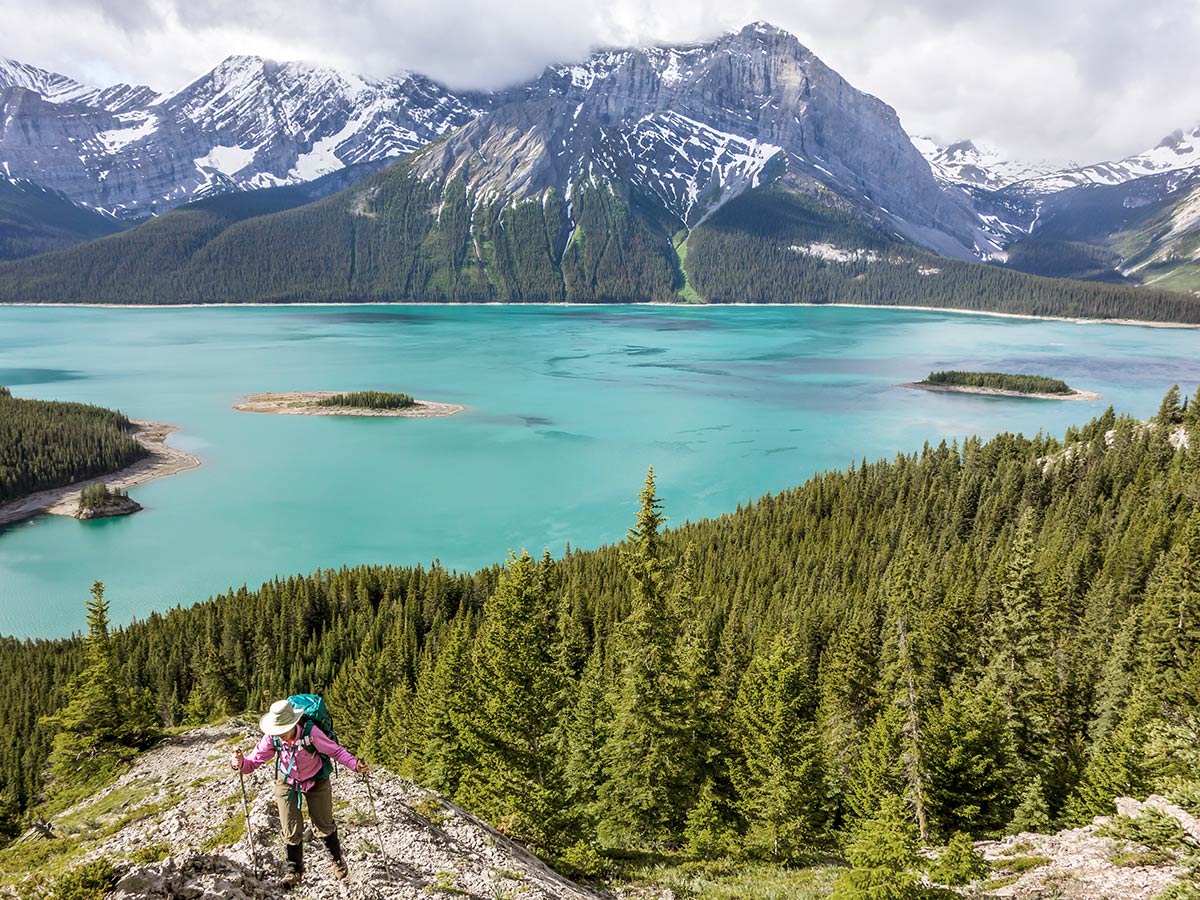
[
  {"x1": 10, "y1": 723, "x2": 596, "y2": 900},
  {"x1": 412, "y1": 23, "x2": 990, "y2": 257}
]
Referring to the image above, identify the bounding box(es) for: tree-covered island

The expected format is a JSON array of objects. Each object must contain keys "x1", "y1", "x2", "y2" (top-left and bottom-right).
[
  {"x1": 234, "y1": 390, "x2": 463, "y2": 417},
  {"x1": 910, "y1": 371, "x2": 1098, "y2": 400}
]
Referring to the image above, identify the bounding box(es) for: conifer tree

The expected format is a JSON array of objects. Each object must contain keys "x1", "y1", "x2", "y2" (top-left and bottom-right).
[
  {"x1": 42, "y1": 582, "x2": 157, "y2": 794},
  {"x1": 1157, "y1": 384, "x2": 1184, "y2": 426},
  {"x1": 410, "y1": 617, "x2": 475, "y2": 797},
  {"x1": 986, "y1": 509, "x2": 1052, "y2": 769},
  {"x1": 731, "y1": 639, "x2": 829, "y2": 859},
  {"x1": 458, "y1": 551, "x2": 566, "y2": 848},
  {"x1": 830, "y1": 794, "x2": 924, "y2": 900},
  {"x1": 599, "y1": 468, "x2": 692, "y2": 847},
  {"x1": 924, "y1": 678, "x2": 1018, "y2": 838},
  {"x1": 564, "y1": 643, "x2": 612, "y2": 833}
]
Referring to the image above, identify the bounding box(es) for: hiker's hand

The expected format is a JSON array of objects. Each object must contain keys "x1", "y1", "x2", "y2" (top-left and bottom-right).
[
  {"x1": 230, "y1": 750, "x2": 243, "y2": 771},
  {"x1": 357, "y1": 761, "x2": 370, "y2": 775}
]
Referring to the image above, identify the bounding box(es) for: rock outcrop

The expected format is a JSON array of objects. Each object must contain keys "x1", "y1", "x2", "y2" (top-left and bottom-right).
[{"x1": 17, "y1": 723, "x2": 598, "y2": 900}]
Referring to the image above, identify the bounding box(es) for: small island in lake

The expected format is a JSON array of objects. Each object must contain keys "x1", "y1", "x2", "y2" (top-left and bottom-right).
[
  {"x1": 75, "y1": 483, "x2": 142, "y2": 519},
  {"x1": 905, "y1": 370, "x2": 1101, "y2": 401},
  {"x1": 234, "y1": 391, "x2": 464, "y2": 418},
  {"x1": 0, "y1": 386, "x2": 200, "y2": 526}
]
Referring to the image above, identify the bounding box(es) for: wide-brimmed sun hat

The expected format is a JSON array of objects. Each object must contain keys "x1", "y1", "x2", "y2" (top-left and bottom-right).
[{"x1": 259, "y1": 699, "x2": 302, "y2": 736}]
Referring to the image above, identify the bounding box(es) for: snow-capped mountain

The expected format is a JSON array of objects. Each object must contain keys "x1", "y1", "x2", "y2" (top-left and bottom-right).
[
  {"x1": 912, "y1": 136, "x2": 1067, "y2": 191},
  {"x1": 414, "y1": 23, "x2": 993, "y2": 259},
  {"x1": 0, "y1": 56, "x2": 483, "y2": 217},
  {"x1": 1007, "y1": 124, "x2": 1200, "y2": 197}
]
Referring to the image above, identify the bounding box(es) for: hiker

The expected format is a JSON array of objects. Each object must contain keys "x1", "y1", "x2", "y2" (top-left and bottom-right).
[{"x1": 230, "y1": 698, "x2": 370, "y2": 886}]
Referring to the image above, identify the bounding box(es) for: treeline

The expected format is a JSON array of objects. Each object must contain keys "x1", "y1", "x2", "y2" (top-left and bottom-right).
[
  {"x1": 316, "y1": 391, "x2": 415, "y2": 410},
  {"x1": 685, "y1": 189, "x2": 1200, "y2": 323},
  {"x1": 3, "y1": 162, "x2": 1200, "y2": 324},
  {"x1": 0, "y1": 167, "x2": 680, "y2": 306},
  {"x1": 5, "y1": 387, "x2": 1200, "y2": 870},
  {"x1": 0, "y1": 388, "x2": 147, "y2": 505},
  {"x1": 923, "y1": 371, "x2": 1071, "y2": 394}
]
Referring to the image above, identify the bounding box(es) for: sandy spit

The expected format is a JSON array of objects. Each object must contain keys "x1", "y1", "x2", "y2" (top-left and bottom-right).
[
  {"x1": 0, "y1": 421, "x2": 201, "y2": 527},
  {"x1": 233, "y1": 391, "x2": 464, "y2": 418},
  {"x1": 902, "y1": 382, "x2": 1102, "y2": 402}
]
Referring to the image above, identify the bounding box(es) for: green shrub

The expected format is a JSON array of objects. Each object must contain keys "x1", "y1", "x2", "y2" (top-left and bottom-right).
[
  {"x1": 555, "y1": 841, "x2": 606, "y2": 878},
  {"x1": 928, "y1": 832, "x2": 988, "y2": 886},
  {"x1": 18, "y1": 858, "x2": 116, "y2": 900},
  {"x1": 1101, "y1": 808, "x2": 1195, "y2": 853}
]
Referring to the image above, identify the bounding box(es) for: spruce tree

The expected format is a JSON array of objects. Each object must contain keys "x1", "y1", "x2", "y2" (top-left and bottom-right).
[
  {"x1": 457, "y1": 551, "x2": 566, "y2": 849},
  {"x1": 598, "y1": 468, "x2": 692, "y2": 848},
  {"x1": 986, "y1": 509, "x2": 1053, "y2": 770},
  {"x1": 830, "y1": 794, "x2": 924, "y2": 900},
  {"x1": 731, "y1": 639, "x2": 829, "y2": 859},
  {"x1": 42, "y1": 582, "x2": 157, "y2": 795}
]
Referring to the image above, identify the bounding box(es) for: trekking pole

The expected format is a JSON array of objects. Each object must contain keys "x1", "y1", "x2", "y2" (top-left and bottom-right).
[
  {"x1": 364, "y1": 771, "x2": 391, "y2": 878},
  {"x1": 238, "y1": 769, "x2": 262, "y2": 880}
]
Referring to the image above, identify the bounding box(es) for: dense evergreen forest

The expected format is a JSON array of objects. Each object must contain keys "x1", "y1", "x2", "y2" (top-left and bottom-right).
[
  {"x1": 316, "y1": 391, "x2": 415, "y2": 409},
  {"x1": 922, "y1": 372, "x2": 1072, "y2": 395},
  {"x1": 3, "y1": 387, "x2": 1200, "y2": 878},
  {"x1": 0, "y1": 388, "x2": 147, "y2": 504},
  {"x1": 0, "y1": 180, "x2": 124, "y2": 262},
  {"x1": 1, "y1": 156, "x2": 1199, "y2": 324}
]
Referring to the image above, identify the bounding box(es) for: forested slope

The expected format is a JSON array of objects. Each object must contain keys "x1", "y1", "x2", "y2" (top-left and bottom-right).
[
  {"x1": 0, "y1": 387, "x2": 147, "y2": 504},
  {"x1": 5, "y1": 388, "x2": 1200, "y2": 868},
  {"x1": 0, "y1": 180, "x2": 123, "y2": 261},
  {"x1": 2, "y1": 159, "x2": 1200, "y2": 323}
]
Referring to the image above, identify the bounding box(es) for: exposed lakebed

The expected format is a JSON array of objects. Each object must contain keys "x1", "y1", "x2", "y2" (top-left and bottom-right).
[{"x1": 1, "y1": 303, "x2": 1198, "y2": 638}]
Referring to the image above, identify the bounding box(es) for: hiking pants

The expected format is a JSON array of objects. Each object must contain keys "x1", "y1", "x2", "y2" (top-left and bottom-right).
[{"x1": 274, "y1": 776, "x2": 335, "y2": 845}]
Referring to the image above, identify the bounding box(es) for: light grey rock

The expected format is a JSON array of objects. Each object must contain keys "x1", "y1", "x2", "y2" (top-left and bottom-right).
[{"x1": 0, "y1": 55, "x2": 483, "y2": 219}]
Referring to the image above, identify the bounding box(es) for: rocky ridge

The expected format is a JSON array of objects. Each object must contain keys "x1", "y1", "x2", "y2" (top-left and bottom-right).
[
  {"x1": 413, "y1": 23, "x2": 993, "y2": 260},
  {"x1": 0, "y1": 56, "x2": 483, "y2": 218},
  {"x1": 9, "y1": 722, "x2": 598, "y2": 900}
]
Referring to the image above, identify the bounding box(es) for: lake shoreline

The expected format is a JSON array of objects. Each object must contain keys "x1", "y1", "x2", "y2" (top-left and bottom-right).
[
  {"x1": 903, "y1": 382, "x2": 1102, "y2": 402},
  {"x1": 233, "y1": 392, "x2": 464, "y2": 417},
  {"x1": 0, "y1": 421, "x2": 201, "y2": 527},
  {"x1": 2, "y1": 300, "x2": 1198, "y2": 330}
]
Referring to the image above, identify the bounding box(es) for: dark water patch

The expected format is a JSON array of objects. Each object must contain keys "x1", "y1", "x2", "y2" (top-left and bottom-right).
[
  {"x1": 546, "y1": 354, "x2": 593, "y2": 366},
  {"x1": 521, "y1": 416, "x2": 555, "y2": 427},
  {"x1": 632, "y1": 362, "x2": 731, "y2": 377},
  {"x1": 679, "y1": 424, "x2": 732, "y2": 434},
  {"x1": 289, "y1": 311, "x2": 439, "y2": 326},
  {"x1": 538, "y1": 429, "x2": 592, "y2": 442},
  {"x1": 762, "y1": 446, "x2": 799, "y2": 456},
  {"x1": 649, "y1": 440, "x2": 696, "y2": 453},
  {"x1": 620, "y1": 345, "x2": 668, "y2": 356},
  {"x1": 0, "y1": 368, "x2": 87, "y2": 386}
]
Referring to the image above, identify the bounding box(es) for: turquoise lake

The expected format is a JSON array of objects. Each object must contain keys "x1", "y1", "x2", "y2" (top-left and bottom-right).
[{"x1": 2, "y1": 304, "x2": 1198, "y2": 638}]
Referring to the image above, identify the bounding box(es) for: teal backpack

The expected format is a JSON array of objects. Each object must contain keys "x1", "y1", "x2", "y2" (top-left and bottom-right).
[{"x1": 273, "y1": 694, "x2": 339, "y2": 798}]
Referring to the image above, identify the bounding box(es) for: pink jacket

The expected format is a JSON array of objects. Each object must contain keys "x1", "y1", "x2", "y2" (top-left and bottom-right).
[{"x1": 240, "y1": 725, "x2": 360, "y2": 792}]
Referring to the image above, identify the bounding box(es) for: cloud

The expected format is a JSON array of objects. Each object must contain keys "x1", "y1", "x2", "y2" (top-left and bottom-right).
[{"x1": 1, "y1": 0, "x2": 1197, "y2": 165}]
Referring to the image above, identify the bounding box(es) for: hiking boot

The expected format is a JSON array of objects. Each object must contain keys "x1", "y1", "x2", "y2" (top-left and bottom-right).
[
  {"x1": 281, "y1": 842, "x2": 304, "y2": 888},
  {"x1": 323, "y1": 830, "x2": 349, "y2": 880}
]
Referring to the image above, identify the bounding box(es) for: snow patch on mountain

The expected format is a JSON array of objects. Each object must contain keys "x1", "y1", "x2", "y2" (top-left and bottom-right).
[
  {"x1": 1010, "y1": 124, "x2": 1200, "y2": 197},
  {"x1": 622, "y1": 112, "x2": 781, "y2": 225},
  {"x1": 0, "y1": 54, "x2": 484, "y2": 217},
  {"x1": 95, "y1": 113, "x2": 159, "y2": 152},
  {"x1": 194, "y1": 145, "x2": 257, "y2": 176},
  {"x1": 914, "y1": 136, "x2": 1067, "y2": 190}
]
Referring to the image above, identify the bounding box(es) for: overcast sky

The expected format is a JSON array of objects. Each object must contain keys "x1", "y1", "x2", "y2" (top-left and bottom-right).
[{"x1": 3, "y1": 0, "x2": 1198, "y2": 165}]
